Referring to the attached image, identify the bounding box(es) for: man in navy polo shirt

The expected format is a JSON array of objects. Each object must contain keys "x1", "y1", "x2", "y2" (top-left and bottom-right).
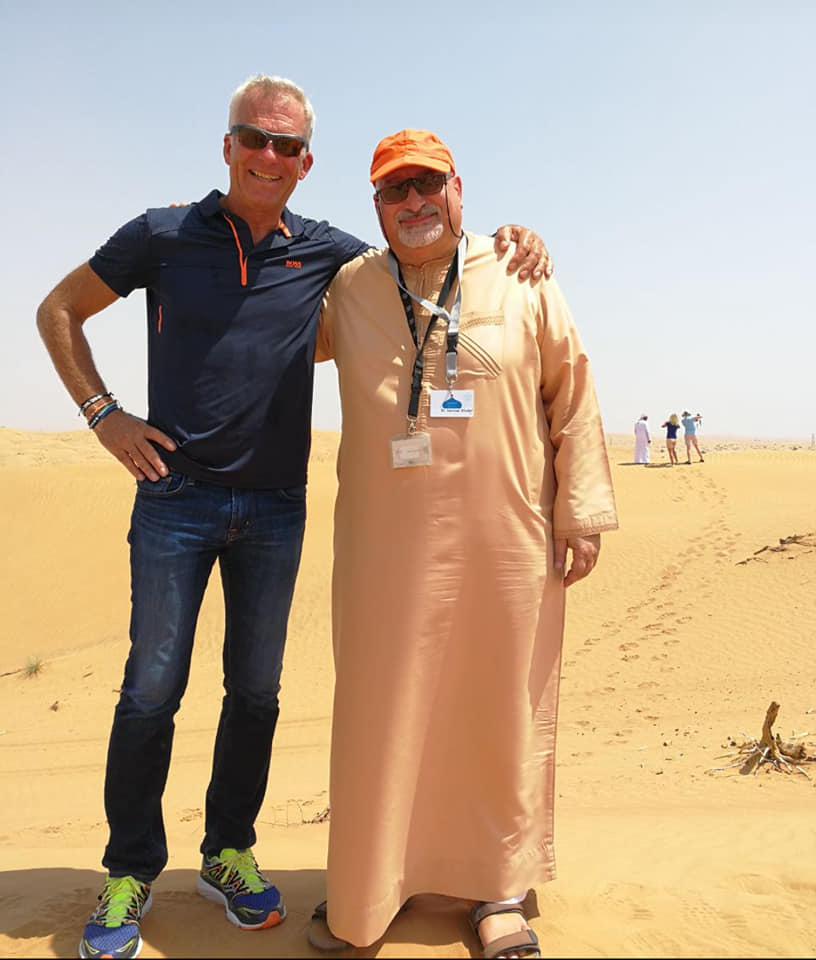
[{"x1": 36, "y1": 74, "x2": 551, "y2": 960}]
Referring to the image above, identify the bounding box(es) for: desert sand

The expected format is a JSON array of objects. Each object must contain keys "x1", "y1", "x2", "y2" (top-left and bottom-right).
[{"x1": 1, "y1": 427, "x2": 814, "y2": 958}]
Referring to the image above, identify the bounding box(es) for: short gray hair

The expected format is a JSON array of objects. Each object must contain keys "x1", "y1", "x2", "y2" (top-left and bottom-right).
[{"x1": 228, "y1": 74, "x2": 315, "y2": 144}]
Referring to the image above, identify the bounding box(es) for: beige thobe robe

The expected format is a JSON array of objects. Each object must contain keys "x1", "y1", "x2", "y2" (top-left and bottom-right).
[{"x1": 315, "y1": 233, "x2": 618, "y2": 947}]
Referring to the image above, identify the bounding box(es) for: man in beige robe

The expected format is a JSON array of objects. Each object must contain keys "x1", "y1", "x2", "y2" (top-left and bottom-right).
[{"x1": 313, "y1": 129, "x2": 619, "y2": 956}]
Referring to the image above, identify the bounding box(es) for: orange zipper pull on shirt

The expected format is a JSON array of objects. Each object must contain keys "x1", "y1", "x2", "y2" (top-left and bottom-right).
[
  {"x1": 222, "y1": 214, "x2": 248, "y2": 286},
  {"x1": 222, "y1": 214, "x2": 292, "y2": 286}
]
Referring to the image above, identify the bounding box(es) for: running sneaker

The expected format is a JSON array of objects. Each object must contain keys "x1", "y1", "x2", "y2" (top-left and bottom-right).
[
  {"x1": 78, "y1": 875, "x2": 152, "y2": 959},
  {"x1": 196, "y1": 847, "x2": 285, "y2": 930}
]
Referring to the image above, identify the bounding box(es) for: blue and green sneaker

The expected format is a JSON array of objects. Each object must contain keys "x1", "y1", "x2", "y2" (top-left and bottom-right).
[
  {"x1": 78, "y1": 875, "x2": 152, "y2": 959},
  {"x1": 197, "y1": 847, "x2": 285, "y2": 930}
]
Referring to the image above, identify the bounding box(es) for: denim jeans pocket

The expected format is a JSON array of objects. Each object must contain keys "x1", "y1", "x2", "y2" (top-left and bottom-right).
[
  {"x1": 135, "y1": 470, "x2": 191, "y2": 497},
  {"x1": 275, "y1": 484, "x2": 307, "y2": 503}
]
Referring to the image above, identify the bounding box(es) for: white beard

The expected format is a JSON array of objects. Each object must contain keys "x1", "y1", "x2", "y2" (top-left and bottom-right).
[{"x1": 395, "y1": 213, "x2": 444, "y2": 248}]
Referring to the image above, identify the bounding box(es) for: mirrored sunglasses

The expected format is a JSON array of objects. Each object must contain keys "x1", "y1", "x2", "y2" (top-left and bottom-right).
[
  {"x1": 230, "y1": 124, "x2": 307, "y2": 158},
  {"x1": 376, "y1": 172, "x2": 452, "y2": 205}
]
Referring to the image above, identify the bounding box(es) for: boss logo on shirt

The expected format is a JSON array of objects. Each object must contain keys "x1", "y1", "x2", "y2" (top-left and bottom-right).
[{"x1": 285, "y1": 260, "x2": 303, "y2": 269}]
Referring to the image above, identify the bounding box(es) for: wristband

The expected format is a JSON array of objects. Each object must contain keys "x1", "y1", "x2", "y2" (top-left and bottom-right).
[
  {"x1": 88, "y1": 401, "x2": 121, "y2": 430},
  {"x1": 78, "y1": 391, "x2": 113, "y2": 415}
]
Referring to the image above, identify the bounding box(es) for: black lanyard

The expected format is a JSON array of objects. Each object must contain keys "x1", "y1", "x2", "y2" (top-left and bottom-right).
[{"x1": 387, "y1": 236, "x2": 466, "y2": 431}]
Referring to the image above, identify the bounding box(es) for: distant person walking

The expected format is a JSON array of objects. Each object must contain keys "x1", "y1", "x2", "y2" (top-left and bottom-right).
[
  {"x1": 660, "y1": 414, "x2": 681, "y2": 465},
  {"x1": 681, "y1": 411, "x2": 704, "y2": 463},
  {"x1": 633, "y1": 414, "x2": 651, "y2": 464}
]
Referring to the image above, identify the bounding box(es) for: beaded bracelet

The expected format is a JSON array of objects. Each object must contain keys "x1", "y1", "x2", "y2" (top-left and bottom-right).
[
  {"x1": 88, "y1": 401, "x2": 122, "y2": 430},
  {"x1": 78, "y1": 391, "x2": 114, "y2": 416}
]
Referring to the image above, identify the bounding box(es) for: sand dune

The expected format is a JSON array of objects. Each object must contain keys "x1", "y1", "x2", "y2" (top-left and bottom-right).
[{"x1": 1, "y1": 429, "x2": 814, "y2": 958}]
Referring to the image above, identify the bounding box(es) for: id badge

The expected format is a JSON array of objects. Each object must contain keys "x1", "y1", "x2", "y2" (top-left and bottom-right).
[
  {"x1": 429, "y1": 389, "x2": 474, "y2": 418},
  {"x1": 390, "y1": 432, "x2": 432, "y2": 468}
]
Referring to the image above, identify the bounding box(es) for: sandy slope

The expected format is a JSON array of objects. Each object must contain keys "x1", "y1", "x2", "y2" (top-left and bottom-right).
[{"x1": 1, "y1": 429, "x2": 814, "y2": 958}]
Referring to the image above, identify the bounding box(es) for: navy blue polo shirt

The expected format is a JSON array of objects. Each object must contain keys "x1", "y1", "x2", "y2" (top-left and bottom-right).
[{"x1": 89, "y1": 189, "x2": 369, "y2": 488}]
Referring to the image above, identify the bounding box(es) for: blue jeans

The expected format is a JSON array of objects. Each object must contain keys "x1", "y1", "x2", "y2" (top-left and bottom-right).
[{"x1": 102, "y1": 471, "x2": 306, "y2": 881}]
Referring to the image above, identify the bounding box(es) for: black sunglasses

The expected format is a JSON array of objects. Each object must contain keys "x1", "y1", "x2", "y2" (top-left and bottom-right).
[
  {"x1": 230, "y1": 124, "x2": 308, "y2": 158},
  {"x1": 375, "y1": 172, "x2": 452, "y2": 205}
]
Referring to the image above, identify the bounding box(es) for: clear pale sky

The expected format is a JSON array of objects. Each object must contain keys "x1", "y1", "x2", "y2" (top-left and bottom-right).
[{"x1": 3, "y1": 1, "x2": 814, "y2": 439}]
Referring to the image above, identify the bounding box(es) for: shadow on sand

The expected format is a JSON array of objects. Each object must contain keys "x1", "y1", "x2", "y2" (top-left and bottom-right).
[{"x1": 0, "y1": 867, "x2": 539, "y2": 958}]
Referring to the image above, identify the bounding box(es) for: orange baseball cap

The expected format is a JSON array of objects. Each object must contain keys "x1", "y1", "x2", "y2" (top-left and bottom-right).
[{"x1": 369, "y1": 129, "x2": 455, "y2": 183}]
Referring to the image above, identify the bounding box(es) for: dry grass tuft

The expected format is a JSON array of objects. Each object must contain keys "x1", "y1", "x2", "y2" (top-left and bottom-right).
[{"x1": 22, "y1": 656, "x2": 44, "y2": 679}]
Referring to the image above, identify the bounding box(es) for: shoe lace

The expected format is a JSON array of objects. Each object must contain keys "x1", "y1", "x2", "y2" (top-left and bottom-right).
[
  {"x1": 97, "y1": 876, "x2": 148, "y2": 927},
  {"x1": 213, "y1": 848, "x2": 268, "y2": 894}
]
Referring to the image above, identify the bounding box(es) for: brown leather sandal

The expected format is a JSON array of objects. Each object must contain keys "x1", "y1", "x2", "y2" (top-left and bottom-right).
[
  {"x1": 307, "y1": 901, "x2": 351, "y2": 951},
  {"x1": 307, "y1": 897, "x2": 413, "y2": 951},
  {"x1": 469, "y1": 901, "x2": 541, "y2": 959}
]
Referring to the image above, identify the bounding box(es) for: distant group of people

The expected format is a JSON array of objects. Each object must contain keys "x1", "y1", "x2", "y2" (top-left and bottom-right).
[{"x1": 633, "y1": 412, "x2": 704, "y2": 465}]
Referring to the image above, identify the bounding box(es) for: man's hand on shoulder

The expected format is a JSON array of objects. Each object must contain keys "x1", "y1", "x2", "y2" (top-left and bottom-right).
[
  {"x1": 93, "y1": 410, "x2": 177, "y2": 481},
  {"x1": 494, "y1": 226, "x2": 553, "y2": 285}
]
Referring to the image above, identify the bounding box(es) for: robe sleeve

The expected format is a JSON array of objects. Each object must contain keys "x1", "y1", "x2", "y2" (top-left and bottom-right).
[
  {"x1": 537, "y1": 278, "x2": 619, "y2": 538},
  {"x1": 315, "y1": 276, "x2": 339, "y2": 363}
]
